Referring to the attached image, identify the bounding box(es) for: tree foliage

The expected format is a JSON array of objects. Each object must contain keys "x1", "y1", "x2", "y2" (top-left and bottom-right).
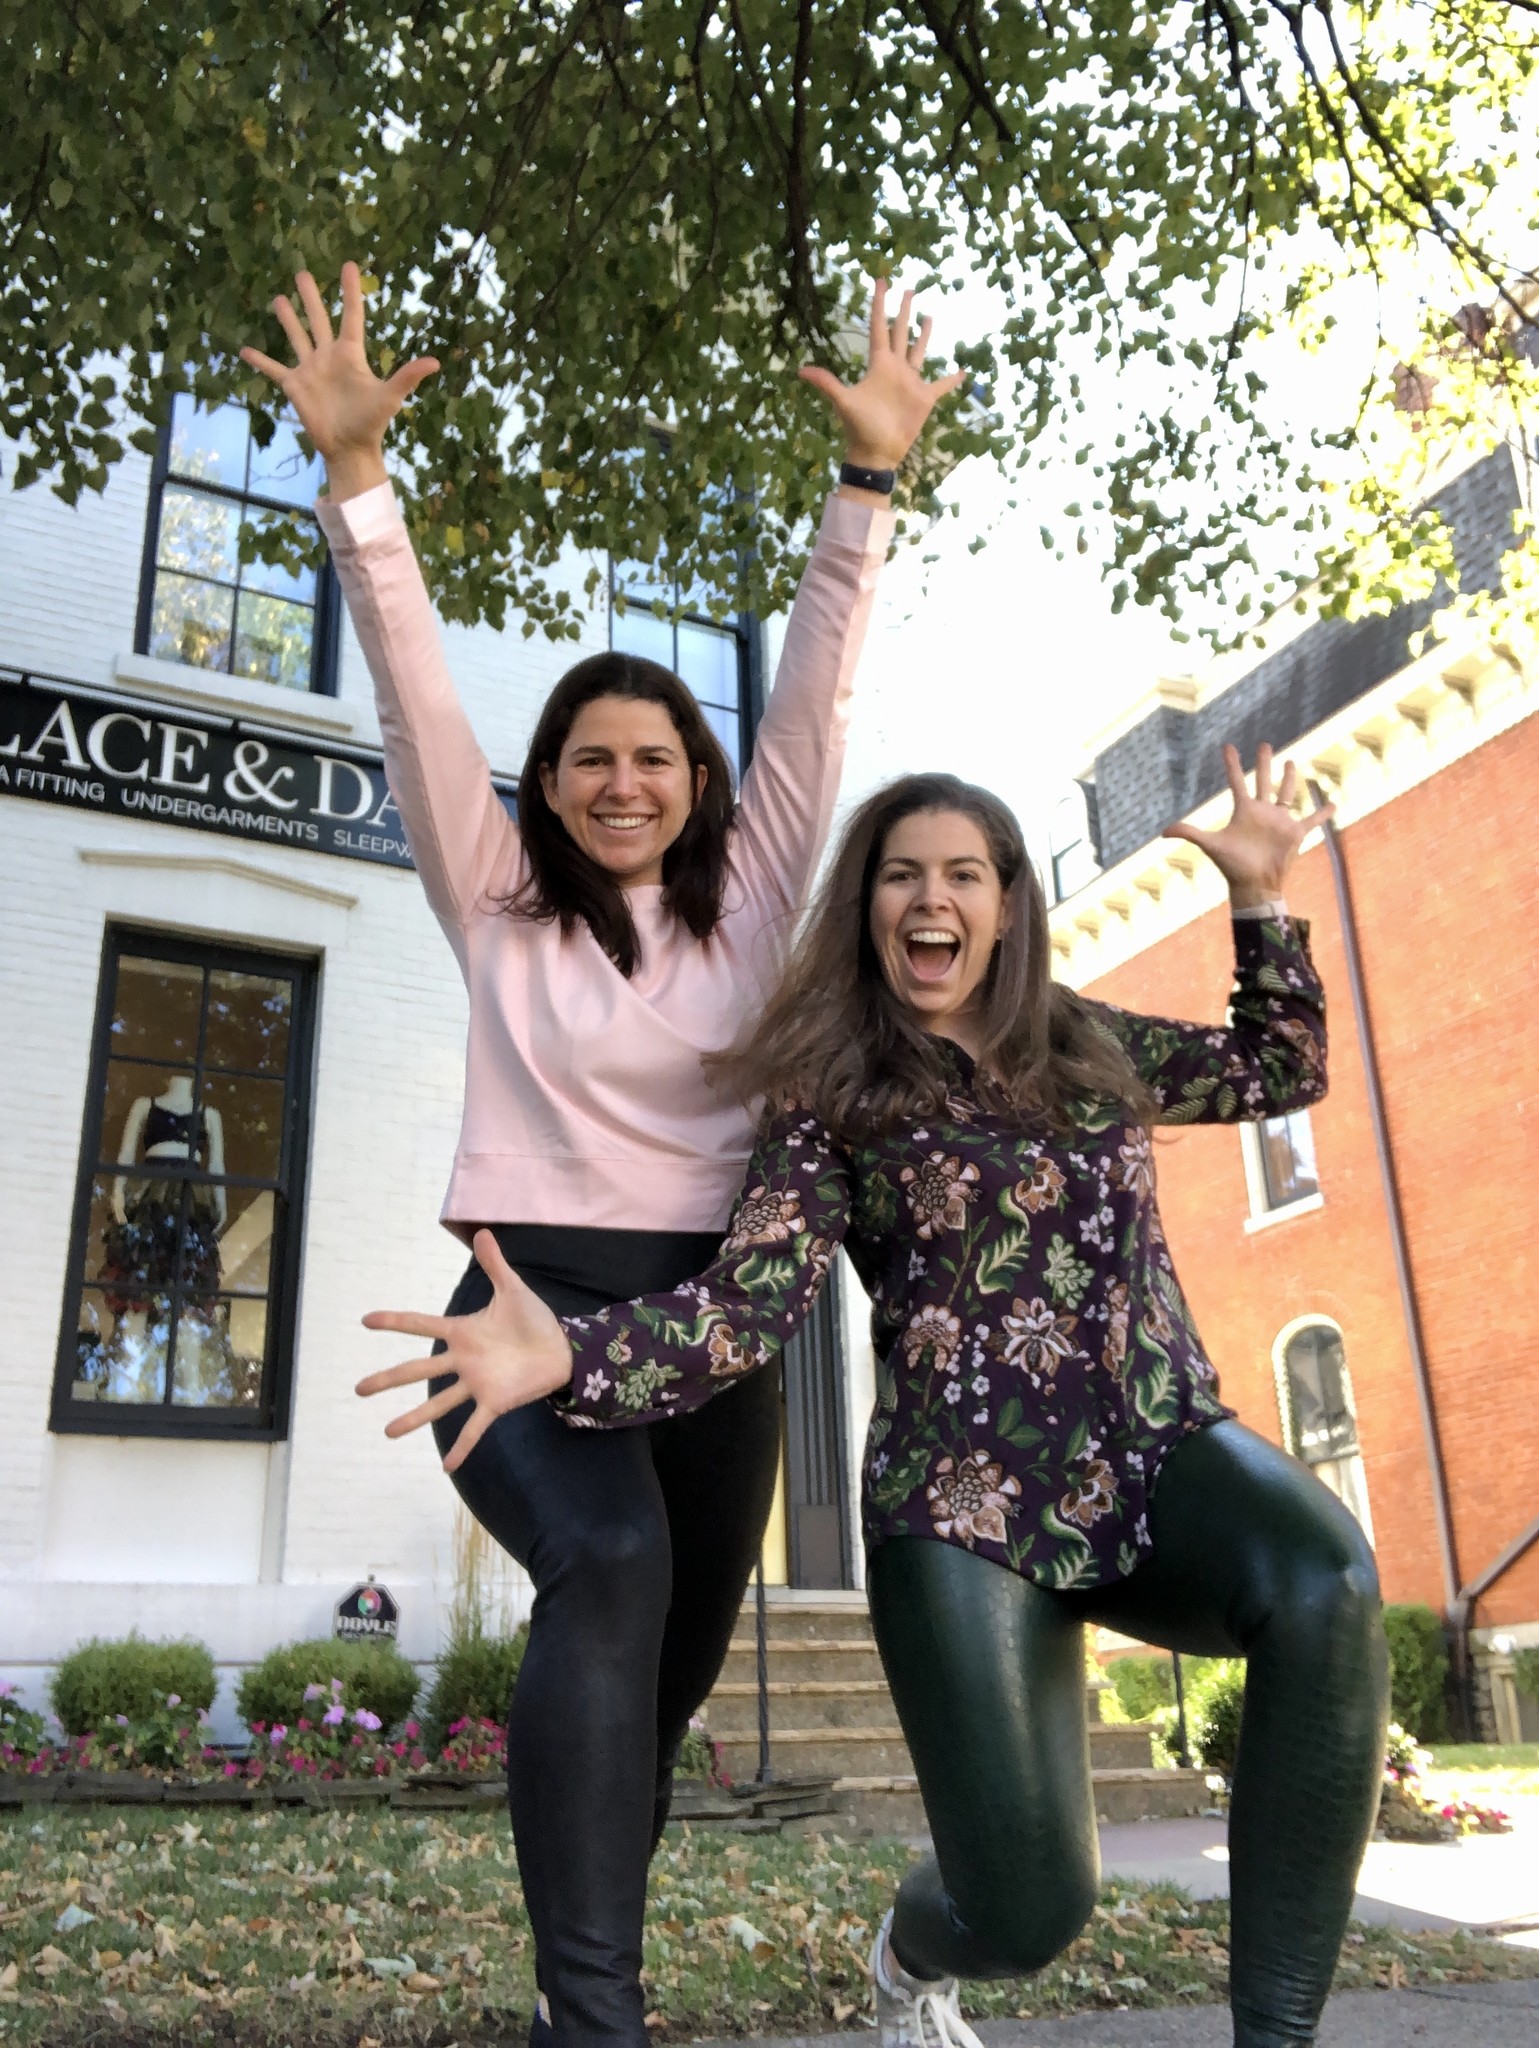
[{"x1": 6, "y1": 2, "x2": 1538, "y2": 641}]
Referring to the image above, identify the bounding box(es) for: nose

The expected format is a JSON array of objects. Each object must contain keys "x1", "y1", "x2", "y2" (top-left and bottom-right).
[{"x1": 602, "y1": 758, "x2": 642, "y2": 802}]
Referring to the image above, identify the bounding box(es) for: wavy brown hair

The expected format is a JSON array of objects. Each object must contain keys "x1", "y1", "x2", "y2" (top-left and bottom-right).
[
  {"x1": 506, "y1": 651, "x2": 736, "y2": 976},
  {"x1": 720, "y1": 772, "x2": 1157, "y2": 1139}
]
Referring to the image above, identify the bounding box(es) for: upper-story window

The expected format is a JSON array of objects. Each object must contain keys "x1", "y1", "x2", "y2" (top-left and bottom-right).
[
  {"x1": 1048, "y1": 786, "x2": 1100, "y2": 903},
  {"x1": 136, "y1": 395, "x2": 340, "y2": 694},
  {"x1": 609, "y1": 558, "x2": 758, "y2": 783},
  {"x1": 1241, "y1": 1109, "x2": 1321, "y2": 1223}
]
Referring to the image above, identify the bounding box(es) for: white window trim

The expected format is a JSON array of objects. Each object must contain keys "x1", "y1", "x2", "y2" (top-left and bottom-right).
[
  {"x1": 1239, "y1": 1115, "x2": 1322, "y2": 1226},
  {"x1": 1243, "y1": 1189, "x2": 1325, "y2": 1235}
]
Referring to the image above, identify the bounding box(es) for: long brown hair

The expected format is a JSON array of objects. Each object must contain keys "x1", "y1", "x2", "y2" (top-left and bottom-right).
[
  {"x1": 507, "y1": 651, "x2": 735, "y2": 976},
  {"x1": 721, "y1": 772, "x2": 1156, "y2": 1138}
]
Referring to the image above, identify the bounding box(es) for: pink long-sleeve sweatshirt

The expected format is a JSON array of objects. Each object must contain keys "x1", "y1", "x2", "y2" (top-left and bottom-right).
[{"x1": 316, "y1": 484, "x2": 895, "y2": 1239}]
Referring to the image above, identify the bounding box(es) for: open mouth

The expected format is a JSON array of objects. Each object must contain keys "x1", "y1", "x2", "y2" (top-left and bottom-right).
[{"x1": 903, "y1": 928, "x2": 961, "y2": 983}]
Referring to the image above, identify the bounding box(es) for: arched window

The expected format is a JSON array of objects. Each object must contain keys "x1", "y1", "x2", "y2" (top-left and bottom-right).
[
  {"x1": 1273, "y1": 1319, "x2": 1374, "y2": 1538},
  {"x1": 1048, "y1": 785, "x2": 1099, "y2": 903}
]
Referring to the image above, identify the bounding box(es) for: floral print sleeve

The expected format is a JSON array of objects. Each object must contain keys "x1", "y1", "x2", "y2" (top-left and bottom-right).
[
  {"x1": 552, "y1": 1107, "x2": 854, "y2": 1429},
  {"x1": 1089, "y1": 914, "x2": 1326, "y2": 1126}
]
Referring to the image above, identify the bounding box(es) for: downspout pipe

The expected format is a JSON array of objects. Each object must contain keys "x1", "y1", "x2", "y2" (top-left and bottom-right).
[{"x1": 1308, "y1": 793, "x2": 1465, "y2": 1687}]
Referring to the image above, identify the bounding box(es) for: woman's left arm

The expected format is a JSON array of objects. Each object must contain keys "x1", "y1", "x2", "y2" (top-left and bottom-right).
[
  {"x1": 1092, "y1": 742, "x2": 1333, "y2": 1125},
  {"x1": 733, "y1": 283, "x2": 966, "y2": 920},
  {"x1": 357, "y1": 1106, "x2": 855, "y2": 1469}
]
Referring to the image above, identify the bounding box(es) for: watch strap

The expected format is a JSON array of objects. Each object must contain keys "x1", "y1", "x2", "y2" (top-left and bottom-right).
[{"x1": 838, "y1": 460, "x2": 897, "y2": 494}]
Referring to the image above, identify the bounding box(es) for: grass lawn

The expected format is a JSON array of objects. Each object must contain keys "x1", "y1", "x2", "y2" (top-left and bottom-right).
[
  {"x1": 2, "y1": 1808, "x2": 1535, "y2": 2047},
  {"x1": 1424, "y1": 1743, "x2": 1539, "y2": 1812}
]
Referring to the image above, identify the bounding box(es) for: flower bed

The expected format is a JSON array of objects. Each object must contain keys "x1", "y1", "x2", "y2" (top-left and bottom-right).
[{"x1": 1378, "y1": 1723, "x2": 1511, "y2": 1841}]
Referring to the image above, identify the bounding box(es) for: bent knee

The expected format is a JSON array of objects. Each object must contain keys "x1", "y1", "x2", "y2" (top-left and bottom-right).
[
  {"x1": 964, "y1": 1866, "x2": 1098, "y2": 1976},
  {"x1": 540, "y1": 1513, "x2": 671, "y2": 1618}
]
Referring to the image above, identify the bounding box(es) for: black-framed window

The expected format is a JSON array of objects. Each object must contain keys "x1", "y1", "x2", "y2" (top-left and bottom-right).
[
  {"x1": 609, "y1": 558, "x2": 760, "y2": 782},
  {"x1": 1251, "y1": 1108, "x2": 1321, "y2": 1211},
  {"x1": 1048, "y1": 786, "x2": 1099, "y2": 903},
  {"x1": 52, "y1": 929, "x2": 317, "y2": 1441},
  {"x1": 1276, "y1": 1321, "x2": 1373, "y2": 1533},
  {"x1": 136, "y1": 395, "x2": 341, "y2": 694}
]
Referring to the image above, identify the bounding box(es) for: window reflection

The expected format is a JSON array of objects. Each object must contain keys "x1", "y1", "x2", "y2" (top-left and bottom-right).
[{"x1": 61, "y1": 939, "x2": 308, "y2": 1427}]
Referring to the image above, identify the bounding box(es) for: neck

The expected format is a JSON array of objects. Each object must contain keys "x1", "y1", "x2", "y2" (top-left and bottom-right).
[
  {"x1": 925, "y1": 1014, "x2": 985, "y2": 1062},
  {"x1": 160, "y1": 1075, "x2": 194, "y2": 1108}
]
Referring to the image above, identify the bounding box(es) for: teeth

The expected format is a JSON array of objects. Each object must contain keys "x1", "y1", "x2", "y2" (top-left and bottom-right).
[
  {"x1": 595, "y1": 816, "x2": 650, "y2": 829},
  {"x1": 907, "y1": 930, "x2": 959, "y2": 945}
]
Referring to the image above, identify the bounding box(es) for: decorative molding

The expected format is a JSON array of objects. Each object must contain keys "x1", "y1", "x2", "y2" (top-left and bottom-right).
[
  {"x1": 77, "y1": 847, "x2": 359, "y2": 909},
  {"x1": 1050, "y1": 629, "x2": 1537, "y2": 987},
  {"x1": 111, "y1": 651, "x2": 365, "y2": 742}
]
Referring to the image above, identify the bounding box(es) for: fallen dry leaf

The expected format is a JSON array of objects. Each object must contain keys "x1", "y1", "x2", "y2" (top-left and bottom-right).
[
  {"x1": 404, "y1": 1970, "x2": 442, "y2": 1994},
  {"x1": 0, "y1": 1961, "x2": 17, "y2": 1993}
]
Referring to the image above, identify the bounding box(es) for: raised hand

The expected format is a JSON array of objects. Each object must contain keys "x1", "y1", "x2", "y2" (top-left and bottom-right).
[
  {"x1": 799, "y1": 278, "x2": 968, "y2": 474},
  {"x1": 358, "y1": 1231, "x2": 573, "y2": 1474},
  {"x1": 1163, "y1": 743, "x2": 1333, "y2": 907},
  {"x1": 239, "y1": 261, "x2": 439, "y2": 500}
]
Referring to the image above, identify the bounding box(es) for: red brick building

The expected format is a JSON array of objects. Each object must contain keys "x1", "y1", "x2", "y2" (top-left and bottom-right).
[{"x1": 1048, "y1": 447, "x2": 1539, "y2": 1734}]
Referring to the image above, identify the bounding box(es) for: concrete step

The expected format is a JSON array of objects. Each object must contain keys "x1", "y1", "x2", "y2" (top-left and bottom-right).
[
  {"x1": 716, "y1": 1726, "x2": 916, "y2": 1779},
  {"x1": 712, "y1": 1714, "x2": 1154, "y2": 1771},
  {"x1": 721, "y1": 1641, "x2": 884, "y2": 1684},
  {"x1": 733, "y1": 1596, "x2": 875, "y2": 1642},
  {"x1": 813, "y1": 1766, "x2": 1209, "y2": 1839}
]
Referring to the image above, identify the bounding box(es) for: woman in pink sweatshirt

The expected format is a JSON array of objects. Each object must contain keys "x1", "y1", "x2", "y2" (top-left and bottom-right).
[{"x1": 243, "y1": 263, "x2": 963, "y2": 2048}]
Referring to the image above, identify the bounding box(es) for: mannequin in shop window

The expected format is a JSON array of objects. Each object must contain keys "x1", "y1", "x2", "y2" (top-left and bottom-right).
[{"x1": 102, "y1": 1077, "x2": 232, "y2": 1402}]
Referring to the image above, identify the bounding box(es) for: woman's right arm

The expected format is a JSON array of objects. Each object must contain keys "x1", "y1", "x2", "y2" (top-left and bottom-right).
[{"x1": 242, "y1": 264, "x2": 518, "y2": 932}]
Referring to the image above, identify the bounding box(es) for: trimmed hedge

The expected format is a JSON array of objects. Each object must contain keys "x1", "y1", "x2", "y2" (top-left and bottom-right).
[
  {"x1": 235, "y1": 1638, "x2": 419, "y2": 1734},
  {"x1": 421, "y1": 1625, "x2": 529, "y2": 1752},
  {"x1": 1106, "y1": 1654, "x2": 1176, "y2": 1724},
  {"x1": 51, "y1": 1635, "x2": 217, "y2": 1736},
  {"x1": 1188, "y1": 1658, "x2": 1246, "y2": 1775},
  {"x1": 1384, "y1": 1604, "x2": 1449, "y2": 1743}
]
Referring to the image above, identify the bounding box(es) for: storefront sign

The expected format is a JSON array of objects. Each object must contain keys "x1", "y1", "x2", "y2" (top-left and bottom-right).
[
  {"x1": 0, "y1": 670, "x2": 515, "y2": 868},
  {"x1": 334, "y1": 1580, "x2": 399, "y2": 1641}
]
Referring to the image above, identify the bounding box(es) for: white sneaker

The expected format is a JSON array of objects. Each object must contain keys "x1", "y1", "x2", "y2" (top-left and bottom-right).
[{"x1": 870, "y1": 1908, "x2": 985, "y2": 2048}]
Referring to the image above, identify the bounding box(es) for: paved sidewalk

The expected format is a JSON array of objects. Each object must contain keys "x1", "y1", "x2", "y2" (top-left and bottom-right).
[
  {"x1": 1095, "y1": 1792, "x2": 1539, "y2": 1938},
  {"x1": 700, "y1": 1980, "x2": 1539, "y2": 2048}
]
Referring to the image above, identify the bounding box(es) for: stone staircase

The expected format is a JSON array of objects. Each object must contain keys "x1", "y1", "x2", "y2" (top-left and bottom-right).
[{"x1": 702, "y1": 1588, "x2": 1206, "y2": 1837}]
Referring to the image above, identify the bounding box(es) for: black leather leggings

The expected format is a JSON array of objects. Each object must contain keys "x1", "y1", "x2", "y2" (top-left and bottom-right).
[
  {"x1": 869, "y1": 1420, "x2": 1389, "y2": 2048},
  {"x1": 429, "y1": 1226, "x2": 785, "y2": 2048}
]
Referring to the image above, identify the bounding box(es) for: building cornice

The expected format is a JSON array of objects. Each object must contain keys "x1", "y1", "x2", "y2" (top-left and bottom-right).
[{"x1": 1049, "y1": 631, "x2": 1537, "y2": 988}]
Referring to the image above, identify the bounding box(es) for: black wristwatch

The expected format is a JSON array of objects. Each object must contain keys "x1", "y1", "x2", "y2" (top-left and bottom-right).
[{"x1": 839, "y1": 459, "x2": 897, "y2": 495}]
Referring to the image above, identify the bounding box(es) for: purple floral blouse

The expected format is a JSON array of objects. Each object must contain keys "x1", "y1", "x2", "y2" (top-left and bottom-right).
[{"x1": 554, "y1": 916, "x2": 1327, "y2": 1591}]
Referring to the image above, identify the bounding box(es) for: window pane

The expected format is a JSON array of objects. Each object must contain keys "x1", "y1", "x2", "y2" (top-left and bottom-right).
[
  {"x1": 202, "y1": 1073, "x2": 285, "y2": 1180},
  {"x1": 676, "y1": 619, "x2": 740, "y2": 709},
  {"x1": 218, "y1": 1188, "x2": 274, "y2": 1296},
  {"x1": 1051, "y1": 838, "x2": 1099, "y2": 902},
  {"x1": 698, "y1": 698, "x2": 741, "y2": 782},
  {"x1": 232, "y1": 590, "x2": 314, "y2": 689},
  {"x1": 149, "y1": 570, "x2": 235, "y2": 672},
  {"x1": 72, "y1": 1288, "x2": 172, "y2": 1405},
  {"x1": 169, "y1": 396, "x2": 250, "y2": 491},
  {"x1": 205, "y1": 970, "x2": 293, "y2": 1075},
  {"x1": 97, "y1": 1067, "x2": 203, "y2": 1174},
  {"x1": 110, "y1": 956, "x2": 203, "y2": 1064},
  {"x1": 171, "y1": 1297, "x2": 265, "y2": 1408},
  {"x1": 247, "y1": 417, "x2": 324, "y2": 508},
  {"x1": 88, "y1": 1171, "x2": 184, "y2": 1293},
  {"x1": 612, "y1": 604, "x2": 675, "y2": 670},
  {"x1": 1285, "y1": 1325, "x2": 1358, "y2": 1463},
  {"x1": 1259, "y1": 1112, "x2": 1319, "y2": 1207},
  {"x1": 157, "y1": 483, "x2": 241, "y2": 583},
  {"x1": 238, "y1": 508, "x2": 319, "y2": 604}
]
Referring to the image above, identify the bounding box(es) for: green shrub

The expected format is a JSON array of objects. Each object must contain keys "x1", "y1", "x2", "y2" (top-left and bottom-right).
[
  {"x1": 1106, "y1": 1654, "x2": 1175, "y2": 1724},
  {"x1": 1511, "y1": 1647, "x2": 1539, "y2": 1704},
  {"x1": 421, "y1": 1623, "x2": 529, "y2": 1752},
  {"x1": 1383, "y1": 1605, "x2": 1449, "y2": 1742},
  {"x1": 1187, "y1": 1658, "x2": 1246, "y2": 1776},
  {"x1": 235, "y1": 1638, "x2": 419, "y2": 1736},
  {"x1": 51, "y1": 1635, "x2": 216, "y2": 1736}
]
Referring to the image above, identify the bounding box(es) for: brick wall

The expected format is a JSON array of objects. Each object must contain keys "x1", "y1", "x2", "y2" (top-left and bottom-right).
[{"x1": 1082, "y1": 711, "x2": 1539, "y2": 1627}]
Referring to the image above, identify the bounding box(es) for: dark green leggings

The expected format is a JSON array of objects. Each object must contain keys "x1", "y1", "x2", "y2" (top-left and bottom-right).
[{"x1": 868, "y1": 1421, "x2": 1390, "y2": 2048}]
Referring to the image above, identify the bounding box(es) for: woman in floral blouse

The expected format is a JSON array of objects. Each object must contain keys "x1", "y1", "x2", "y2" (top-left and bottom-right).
[{"x1": 366, "y1": 747, "x2": 1390, "y2": 2048}]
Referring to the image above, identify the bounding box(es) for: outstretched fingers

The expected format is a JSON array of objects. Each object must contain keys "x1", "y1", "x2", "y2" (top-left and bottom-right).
[
  {"x1": 240, "y1": 346, "x2": 290, "y2": 389},
  {"x1": 271, "y1": 294, "x2": 313, "y2": 362},
  {"x1": 355, "y1": 1350, "x2": 442, "y2": 1397},
  {"x1": 361, "y1": 1307, "x2": 453, "y2": 1343},
  {"x1": 294, "y1": 269, "x2": 334, "y2": 346},
  {"x1": 339, "y1": 259, "x2": 366, "y2": 347},
  {"x1": 907, "y1": 313, "x2": 934, "y2": 368},
  {"x1": 441, "y1": 1405, "x2": 496, "y2": 1475},
  {"x1": 866, "y1": 276, "x2": 889, "y2": 357},
  {"x1": 384, "y1": 1380, "x2": 470, "y2": 1440}
]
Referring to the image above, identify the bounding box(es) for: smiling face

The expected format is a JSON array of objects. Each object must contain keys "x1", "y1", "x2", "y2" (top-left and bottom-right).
[
  {"x1": 537, "y1": 693, "x2": 707, "y2": 886},
  {"x1": 868, "y1": 808, "x2": 1012, "y2": 1050}
]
